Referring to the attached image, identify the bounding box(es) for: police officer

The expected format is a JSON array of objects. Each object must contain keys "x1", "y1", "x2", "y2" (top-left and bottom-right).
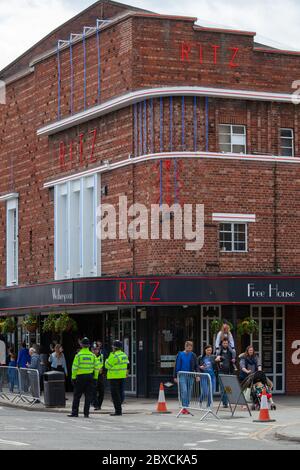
[
  {"x1": 91, "y1": 346, "x2": 105, "y2": 411},
  {"x1": 68, "y1": 338, "x2": 100, "y2": 418},
  {"x1": 105, "y1": 340, "x2": 129, "y2": 416}
]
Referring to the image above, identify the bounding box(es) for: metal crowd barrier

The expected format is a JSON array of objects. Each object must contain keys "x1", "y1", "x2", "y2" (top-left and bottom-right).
[
  {"x1": 177, "y1": 371, "x2": 219, "y2": 421},
  {"x1": 0, "y1": 366, "x2": 20, "y2": 402},
  {"x1": 0, "y1": 366, "x2": 41, "y2": 406}
]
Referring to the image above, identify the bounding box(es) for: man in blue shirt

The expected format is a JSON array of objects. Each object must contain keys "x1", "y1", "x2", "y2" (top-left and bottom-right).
[
  {"x1": 174, "y1": 341, "x2": 198, "y2": 414},
  {"x1": 17, "y1": 342, "x2": 31, "y2": 368}
]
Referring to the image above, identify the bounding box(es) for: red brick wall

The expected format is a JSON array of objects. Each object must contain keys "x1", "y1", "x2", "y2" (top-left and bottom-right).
[
  {"x1": 2, "y1": 10, "x2": 300, "y2": 286},
  {"x1": 286, "y1": 306, "x2": 300, "y2": 394}
]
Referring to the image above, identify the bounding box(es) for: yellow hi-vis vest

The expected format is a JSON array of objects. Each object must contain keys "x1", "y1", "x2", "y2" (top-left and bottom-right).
[
  {"x1": 105, "y1": 350, "x2": 129, "y2": 379},
  {"x1": 72, "y1": 348, "x2": 99, "y2": 380},
  {"x1": 96, "y1": 353, "x2": 104, "y2": 372}
]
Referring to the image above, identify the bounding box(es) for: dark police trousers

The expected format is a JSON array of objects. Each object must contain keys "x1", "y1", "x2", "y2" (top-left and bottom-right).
[
  {"x1": 72, "y1": 374, "x2": 94, "y2": 416},
  {"x1": 110, "y1": 379, "x2": 125, "y2": 415}
]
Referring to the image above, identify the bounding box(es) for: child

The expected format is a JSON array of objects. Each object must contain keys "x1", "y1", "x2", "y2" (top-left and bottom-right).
[
  {"x1": 215, "y1": 320, "x2": 237, "y2": 371},
  {"x1": 254, "y1": 378, "x2": 276, "y2": 410},
  {"x1": 198, "y1": 345, "x2": 217, "y2": 407},
  {"x1": 8, "y1": 352, "x2": 18, "y2": 393}
]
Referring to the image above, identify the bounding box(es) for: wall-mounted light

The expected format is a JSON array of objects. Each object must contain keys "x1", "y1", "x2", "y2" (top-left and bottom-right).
[{"x1": 101, "y1": 185, "x2": 108, "y2": 196}]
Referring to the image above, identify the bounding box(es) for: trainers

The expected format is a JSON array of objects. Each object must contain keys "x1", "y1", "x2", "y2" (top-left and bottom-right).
[{"x1": 67, "y1": 414, "x2": 78, "y2": 418}]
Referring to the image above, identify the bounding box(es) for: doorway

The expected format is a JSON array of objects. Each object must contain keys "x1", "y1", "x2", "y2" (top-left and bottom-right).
[
  {"x1": 105, "y1": 308, "x2": 137, "y2": 395},
  {"x1": 251, "y1": 306, "x2": 285, "y2": 393}
]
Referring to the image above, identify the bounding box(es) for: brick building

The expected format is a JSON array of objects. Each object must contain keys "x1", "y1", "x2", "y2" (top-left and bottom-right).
[{"x1": 1, "y1": 0, "x2": 300, "y2": 395}]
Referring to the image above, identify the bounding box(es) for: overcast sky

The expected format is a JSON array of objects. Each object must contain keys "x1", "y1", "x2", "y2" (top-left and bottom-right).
[{"x1": 0, "y1": 0, "x2": 300, "y2": 70}]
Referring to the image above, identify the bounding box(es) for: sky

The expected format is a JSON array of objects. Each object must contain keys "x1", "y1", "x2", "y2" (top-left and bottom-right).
[{"x1": 0, "y1": 0, "x2": 300, "y2": 70}]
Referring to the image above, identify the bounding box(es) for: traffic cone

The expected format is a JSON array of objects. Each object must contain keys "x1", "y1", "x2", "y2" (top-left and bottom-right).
[
  {"x1": 153, "y1": 383, "x2": 172, "y2": 414},
  {"x1": 253, "y1": 388, "x2": 276, "y2": 423}
]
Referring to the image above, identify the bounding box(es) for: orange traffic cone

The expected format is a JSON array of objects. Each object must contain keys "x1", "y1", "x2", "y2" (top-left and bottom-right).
[
  {"x1": 253, "y1": 388, "x2": 276, "y2": 423},
  {"x1": 153, "y1": 383, "x2": 172, "y2": 414}
]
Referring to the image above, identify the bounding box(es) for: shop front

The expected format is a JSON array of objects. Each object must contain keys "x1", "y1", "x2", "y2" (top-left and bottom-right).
[{"x1": 0, "y1": 276, "x2": 298, "y2": 396}]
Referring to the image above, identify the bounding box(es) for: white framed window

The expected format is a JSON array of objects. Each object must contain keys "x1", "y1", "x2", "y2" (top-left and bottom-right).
[
  {"x1": 6, "y1": 197, "x2": 18, "y2": 286},
  {"x1": 54, "y1": 174, "x2": 100, "y2": 280},
  {"x1": 219, "y1": 222, "x2": 248, "y2": 253},
  {"x1": 219, "y1": 124, "x2": 246, "y2": 154},
  {"x1": 280, "y1": 128, "x2": 294, "y2": 157}
]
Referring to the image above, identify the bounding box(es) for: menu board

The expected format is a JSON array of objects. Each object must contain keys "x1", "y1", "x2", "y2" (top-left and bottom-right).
[{"x1": 262, "y1": 321, "x2": 273, "y2": 373}]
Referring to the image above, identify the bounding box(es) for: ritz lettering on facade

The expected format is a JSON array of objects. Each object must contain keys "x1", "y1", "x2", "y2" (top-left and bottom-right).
[
  {"x1": 119, "y1": 280, "x2": 161, "y2": 302},
  {"x1": 56, "y1": 128, "x2": 98, "y2": 171},
  {"x1": 180, "y1": 41, "x2": 240, "y2": 68}
]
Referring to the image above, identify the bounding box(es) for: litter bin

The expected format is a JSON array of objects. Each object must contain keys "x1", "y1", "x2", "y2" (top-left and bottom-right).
[{"x1": 43, "y1": 371, "x2": 66, "y2": 408}]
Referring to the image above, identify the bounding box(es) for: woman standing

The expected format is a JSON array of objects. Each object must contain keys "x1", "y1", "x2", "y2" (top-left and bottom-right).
[
  {"x1": 49, "y1": 344, "x2": 68, "y2": 376},
  {"x1": 239, "y1": 345, "x2": 262, "y2": 382}
]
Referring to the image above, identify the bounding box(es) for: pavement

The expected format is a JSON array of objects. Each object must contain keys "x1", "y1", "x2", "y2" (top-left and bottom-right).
[{"x1": 0, "y1": 392, "x2": 300, "y2": 448}]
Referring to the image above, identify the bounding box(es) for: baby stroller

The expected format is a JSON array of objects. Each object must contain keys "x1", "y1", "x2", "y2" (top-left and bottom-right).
[{"x1": 241, "y1": 371, "x2": 276, "y2": 411}]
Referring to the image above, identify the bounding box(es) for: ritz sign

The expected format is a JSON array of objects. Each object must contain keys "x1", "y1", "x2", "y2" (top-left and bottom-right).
[{"x1": 180, "y1": 41, "x2": 240, "y2": 68}]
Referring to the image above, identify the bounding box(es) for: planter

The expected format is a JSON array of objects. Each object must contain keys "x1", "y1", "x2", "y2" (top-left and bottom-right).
[
  {"x1": 25, "y1": 324, "x2": 38, "y2": 333},
  {"x1": 23, "y1": 315, "x2": 38, "y2": 333},
  {"x1": 43, "y1": 313, "x2": 59, "y2": 334},
  {"x1": 237, "y1": 318, "x2": 259, "y2": 337},
  {"x1": 2, "y1": 317, "x2": 16, "y2": 334},
  {"x1": 55, "y1": 313, "x2": 77, "y2": 334}
]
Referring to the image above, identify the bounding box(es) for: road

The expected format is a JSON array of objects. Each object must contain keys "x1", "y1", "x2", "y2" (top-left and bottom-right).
[{"x1": 0, "y1": 405, "x2": 299, "y2": 450}]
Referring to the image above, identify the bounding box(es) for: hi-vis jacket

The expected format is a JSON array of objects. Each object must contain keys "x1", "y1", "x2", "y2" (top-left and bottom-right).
[
  {"x1": 71, "y1": 348, "x2": 100, "y2": 380},
  {"x1": 96, "y1": 353, "x2": 104, "y2": 373},
  {"x1": 105, "y1": 350, "x2": 129, "y2": 380}
]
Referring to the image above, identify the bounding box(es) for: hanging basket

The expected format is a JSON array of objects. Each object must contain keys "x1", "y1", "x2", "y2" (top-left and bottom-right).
[
  {"x1": 42, "y1": 313, "x2": 59, "y2": 333},
  {"x1": 55, "y1": 313, "x2": 78, "y2": 334},
  {"x1": 23, "y1": 314, "x2": 38, "y2": 333},
  {"x1": 2, "y1": 317, "x2": 16, "y2": 334},
  {"x1": 237, "y1": 318, "x2": 259, "y2": 337}
]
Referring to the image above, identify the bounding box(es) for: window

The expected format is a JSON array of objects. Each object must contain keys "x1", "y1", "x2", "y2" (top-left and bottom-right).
[
  {"x1": 219, "y1": 124, "x2": 246, "y2": 154},
  {"x1": 219, "y1": 223, "x2": 247, "y2": 252},
  {"x1": 280, "y1": 128, "x2": 294, "y2": 157},
  {"x1": 54, "y1": 175, "x2": 100, "y2": 280},
  {"x1": 6, "y1": 198, "x2": 18, "y2": 286}
]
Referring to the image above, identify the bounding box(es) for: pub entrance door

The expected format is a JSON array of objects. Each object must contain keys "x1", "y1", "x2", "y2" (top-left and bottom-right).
[
  {"x1": 251, "y1": 306, "x2": 285, "y2": 393},
  {"x1": 105, "y1": 308, "x2": 137, "y2": 395}
]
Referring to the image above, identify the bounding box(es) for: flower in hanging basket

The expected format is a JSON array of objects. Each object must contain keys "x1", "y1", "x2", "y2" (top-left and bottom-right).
[
  {"x1": 23, "y1": 314, "x2": 38, "y2": 333},
  {"x1": 210, "y1": 319, "x2": 223, "y2": 335},
  {"x1": 2, "y1": 317, "x2": 16, "y2": 334},
  {"x1": 42, "y1": 313, "x2": 59, "y2": 333},
  {"x1": 237, "y1": 318, "x2": 258, "y2": 336},
  {"x1": 55, "y1": 313, "x2": 78, "y2": 334}
]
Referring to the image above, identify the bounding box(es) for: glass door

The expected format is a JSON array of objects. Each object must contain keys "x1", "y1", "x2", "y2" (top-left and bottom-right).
[
  {"x1": 200, "y1": 306, "x2": 222, "y2": 354},
  {"x1": 251, "y1": 306, "x2": 285, "y2": 393},
  {"x1": 119, "y1": 309, "x2": 137, "y2": 395}
]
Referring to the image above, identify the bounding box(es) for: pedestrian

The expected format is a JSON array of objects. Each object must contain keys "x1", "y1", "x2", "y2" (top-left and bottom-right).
[
  {"x1": 27, "y1": 347, "x2": 42, "y2": 401},
  {"x1": 68, "y1": 338, "x2": 100, "y2": 418},
  {"x1": 239, "y1": 345, "x2": 262, "y2": 382},
  {"x1": 49, "y1": 344, "x2": 68, "y2": 399},
  {"x1": 215, "y1": 320, "x2": 237, "y2": 370},
  {"x1": 105, "y1": 340, "x2": 129, "y2": 416},
  {"x1": 49, "y1": 344, "x2": 68, "y2": 375},
  {"x1": 215, "y1": 338, "x2": 235, "y2": 408},
  {"x1": 91, "y1": 346, "x2": 105, "y2": 411},
  {"x1": 17, "y1": 342, "x2": 31, "y2": 369},
  {"x1": 198, "y1": 345, "x2": 217, "y2": 407},
  {"x1": 174, "y1": 341, "x2": 199, "y2": 415},
  {"x1": 95, "y1": 340, "x2": 108, "y2": 360},
  {"x1": 8, "y1": 352, "x2": 18, "y2": 393}
]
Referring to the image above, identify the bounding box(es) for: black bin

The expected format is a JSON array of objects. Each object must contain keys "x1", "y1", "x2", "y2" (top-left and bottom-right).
[{"x1": 43, "y1": 371, "x2": 66, "y2": 408}]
